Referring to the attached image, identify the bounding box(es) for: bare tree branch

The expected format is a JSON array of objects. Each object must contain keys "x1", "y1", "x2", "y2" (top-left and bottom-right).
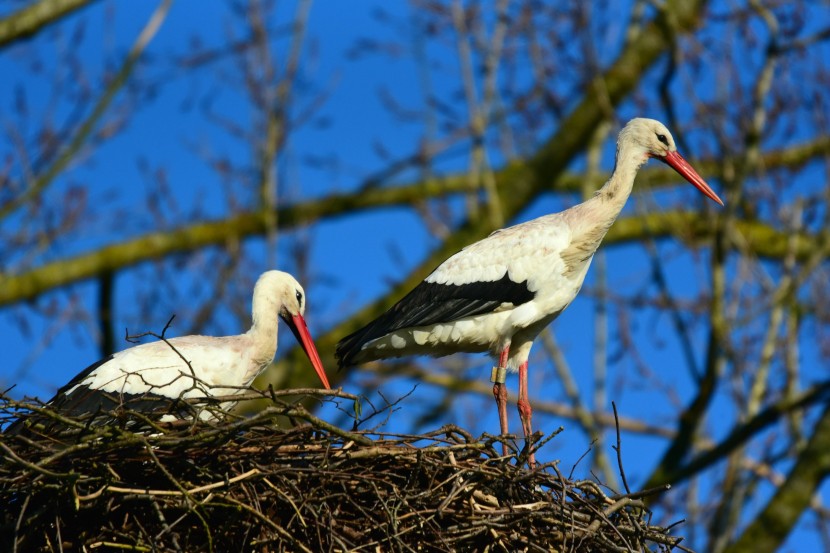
[
  {"x1": 723, "y1": 402, "x2": 830, "y2": 553},
  {"x1": 0, "y1": 0, "x2": 172, "y2": 221},
  {"x1": 0, "y1": 0, "x2": 98, "y2": 48}
]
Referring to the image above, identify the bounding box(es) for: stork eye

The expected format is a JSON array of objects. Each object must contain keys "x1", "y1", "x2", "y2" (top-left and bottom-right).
[
  {"x1": 656, "y1": 133, "x2": 669, "y2": 146},
  {"x1": 295, "y1": 290, "x2": 303, "y2": 307}
]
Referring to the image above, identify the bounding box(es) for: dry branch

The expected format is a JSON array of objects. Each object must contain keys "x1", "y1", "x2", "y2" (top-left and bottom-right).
[{"x1": 0, "y1": 0, "x2": 97, "y2": 48}]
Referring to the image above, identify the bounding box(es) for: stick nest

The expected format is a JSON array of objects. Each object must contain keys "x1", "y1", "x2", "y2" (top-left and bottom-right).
[{"x1": 1, "y1": 391, "x2": 691, "y2": 552}]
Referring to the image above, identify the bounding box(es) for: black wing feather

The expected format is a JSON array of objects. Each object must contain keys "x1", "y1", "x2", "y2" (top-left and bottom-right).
[
  {"x1": 50, "y1": 387, "x2": 181, "y2": 417},
  {"x1": 50, "y1": 354, "x2": 115, "y2": 404},
  {"x1": 336, "y1": 272, "x2": 534, "y2": 367},
  {"x1": 3, "y1": 355, "x2": 114, "y2": 435},
  {"x1": 4, "y1": 355, "x2": 195, "y2": 436},
  {"x1": 6, "y1": 387, "x2": 196, "y2": 436}
]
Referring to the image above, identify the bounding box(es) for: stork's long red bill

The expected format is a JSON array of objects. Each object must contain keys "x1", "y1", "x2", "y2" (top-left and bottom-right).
[
  {"x1": 285, "y1": 313, "x2": 331, "y2": 389},
  {"x1": 661, "y1": 150, "x2": 724, "y2": 206}
]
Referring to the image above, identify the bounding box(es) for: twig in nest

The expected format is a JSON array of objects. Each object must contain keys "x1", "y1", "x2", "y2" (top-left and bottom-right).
[{"x1": 612, "y1": 401, "x2": 631, "y2": 495}]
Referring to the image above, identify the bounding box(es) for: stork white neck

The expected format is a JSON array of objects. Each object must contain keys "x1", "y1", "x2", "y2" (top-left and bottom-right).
[
  {"x1": 593, "y1": 129, "x2": 650, "y2": 210},
  {"x1": 565, "y1": 131, "x2": 647, "y2": 244},
  {"x1": 245, "y1": 275, "x2": 283, "y2": 366}
]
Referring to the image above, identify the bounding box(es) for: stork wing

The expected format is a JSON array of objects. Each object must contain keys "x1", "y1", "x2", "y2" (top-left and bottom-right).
[
  {"x1": 335, "y1": 271, "x2": 534, "y2": 367},
  {"x1": 335, "y1": 214, "x2": 572, "y2": 368},
  {"x1": 4, "y1": 359, "x2": 193, "y2": 436}
]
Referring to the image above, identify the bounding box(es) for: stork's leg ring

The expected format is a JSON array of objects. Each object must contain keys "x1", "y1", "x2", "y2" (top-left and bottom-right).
[
  {"x1": 491, "y1": 366, "x2": 509, "y2": 456},
  {"x1": 490, "y1": 366, "x2": 507, "y2": 385}
]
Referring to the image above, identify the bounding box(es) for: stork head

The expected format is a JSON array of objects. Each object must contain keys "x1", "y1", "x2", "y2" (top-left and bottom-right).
[
  {"x1": 254, "y1": 270, "x2": 331, "y2": 388},
  {"x1": 619, "y1": 118, "x2": 724, "y2": 206}
]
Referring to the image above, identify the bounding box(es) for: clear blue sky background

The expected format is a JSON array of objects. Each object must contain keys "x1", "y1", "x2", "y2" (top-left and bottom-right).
[{"x1": 2, "y1": 2, "x2": 828, "y2": 550}]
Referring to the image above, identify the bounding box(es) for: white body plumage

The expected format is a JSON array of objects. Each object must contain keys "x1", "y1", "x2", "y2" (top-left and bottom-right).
[
  {"x1": 9, "y1": 270, "x2": 330, "y2": 431},
  {"x1": 358, "y1": 214, "x2": 589, "y2": 370}
]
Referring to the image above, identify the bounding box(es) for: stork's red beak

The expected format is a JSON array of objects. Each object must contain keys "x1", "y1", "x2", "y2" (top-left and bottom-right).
[
  {"x1": 284, "y1": 313, "x2": 331, "y2": 389},
  {"x1": 661, "y1": 150, "x2": 724, "y2": 206}
]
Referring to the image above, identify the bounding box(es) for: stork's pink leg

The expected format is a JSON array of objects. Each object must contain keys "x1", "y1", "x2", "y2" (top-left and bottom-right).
[
  {"x1": 491, "y1": 346, "x2": 510, "y2": 457},
  {"x1": 517, "y1": 360, "x2": 536, "y2": 467}
]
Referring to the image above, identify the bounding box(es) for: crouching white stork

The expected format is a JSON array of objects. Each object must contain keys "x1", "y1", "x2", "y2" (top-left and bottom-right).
[
  {"x1": 336, "y1": 118, "x2": 723, "y2": 465},
  {"x1": 8, "y1": 270, "x2": 331, "y2": 434}
]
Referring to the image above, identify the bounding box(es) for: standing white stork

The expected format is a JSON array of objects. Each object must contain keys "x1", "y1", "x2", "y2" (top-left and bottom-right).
[
  {"x1": 8, "y1": 270, "x2": 330, "y2": 433},
  {"x1": 335, "y1": 118, "x2": 723, "y2": 464}
]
